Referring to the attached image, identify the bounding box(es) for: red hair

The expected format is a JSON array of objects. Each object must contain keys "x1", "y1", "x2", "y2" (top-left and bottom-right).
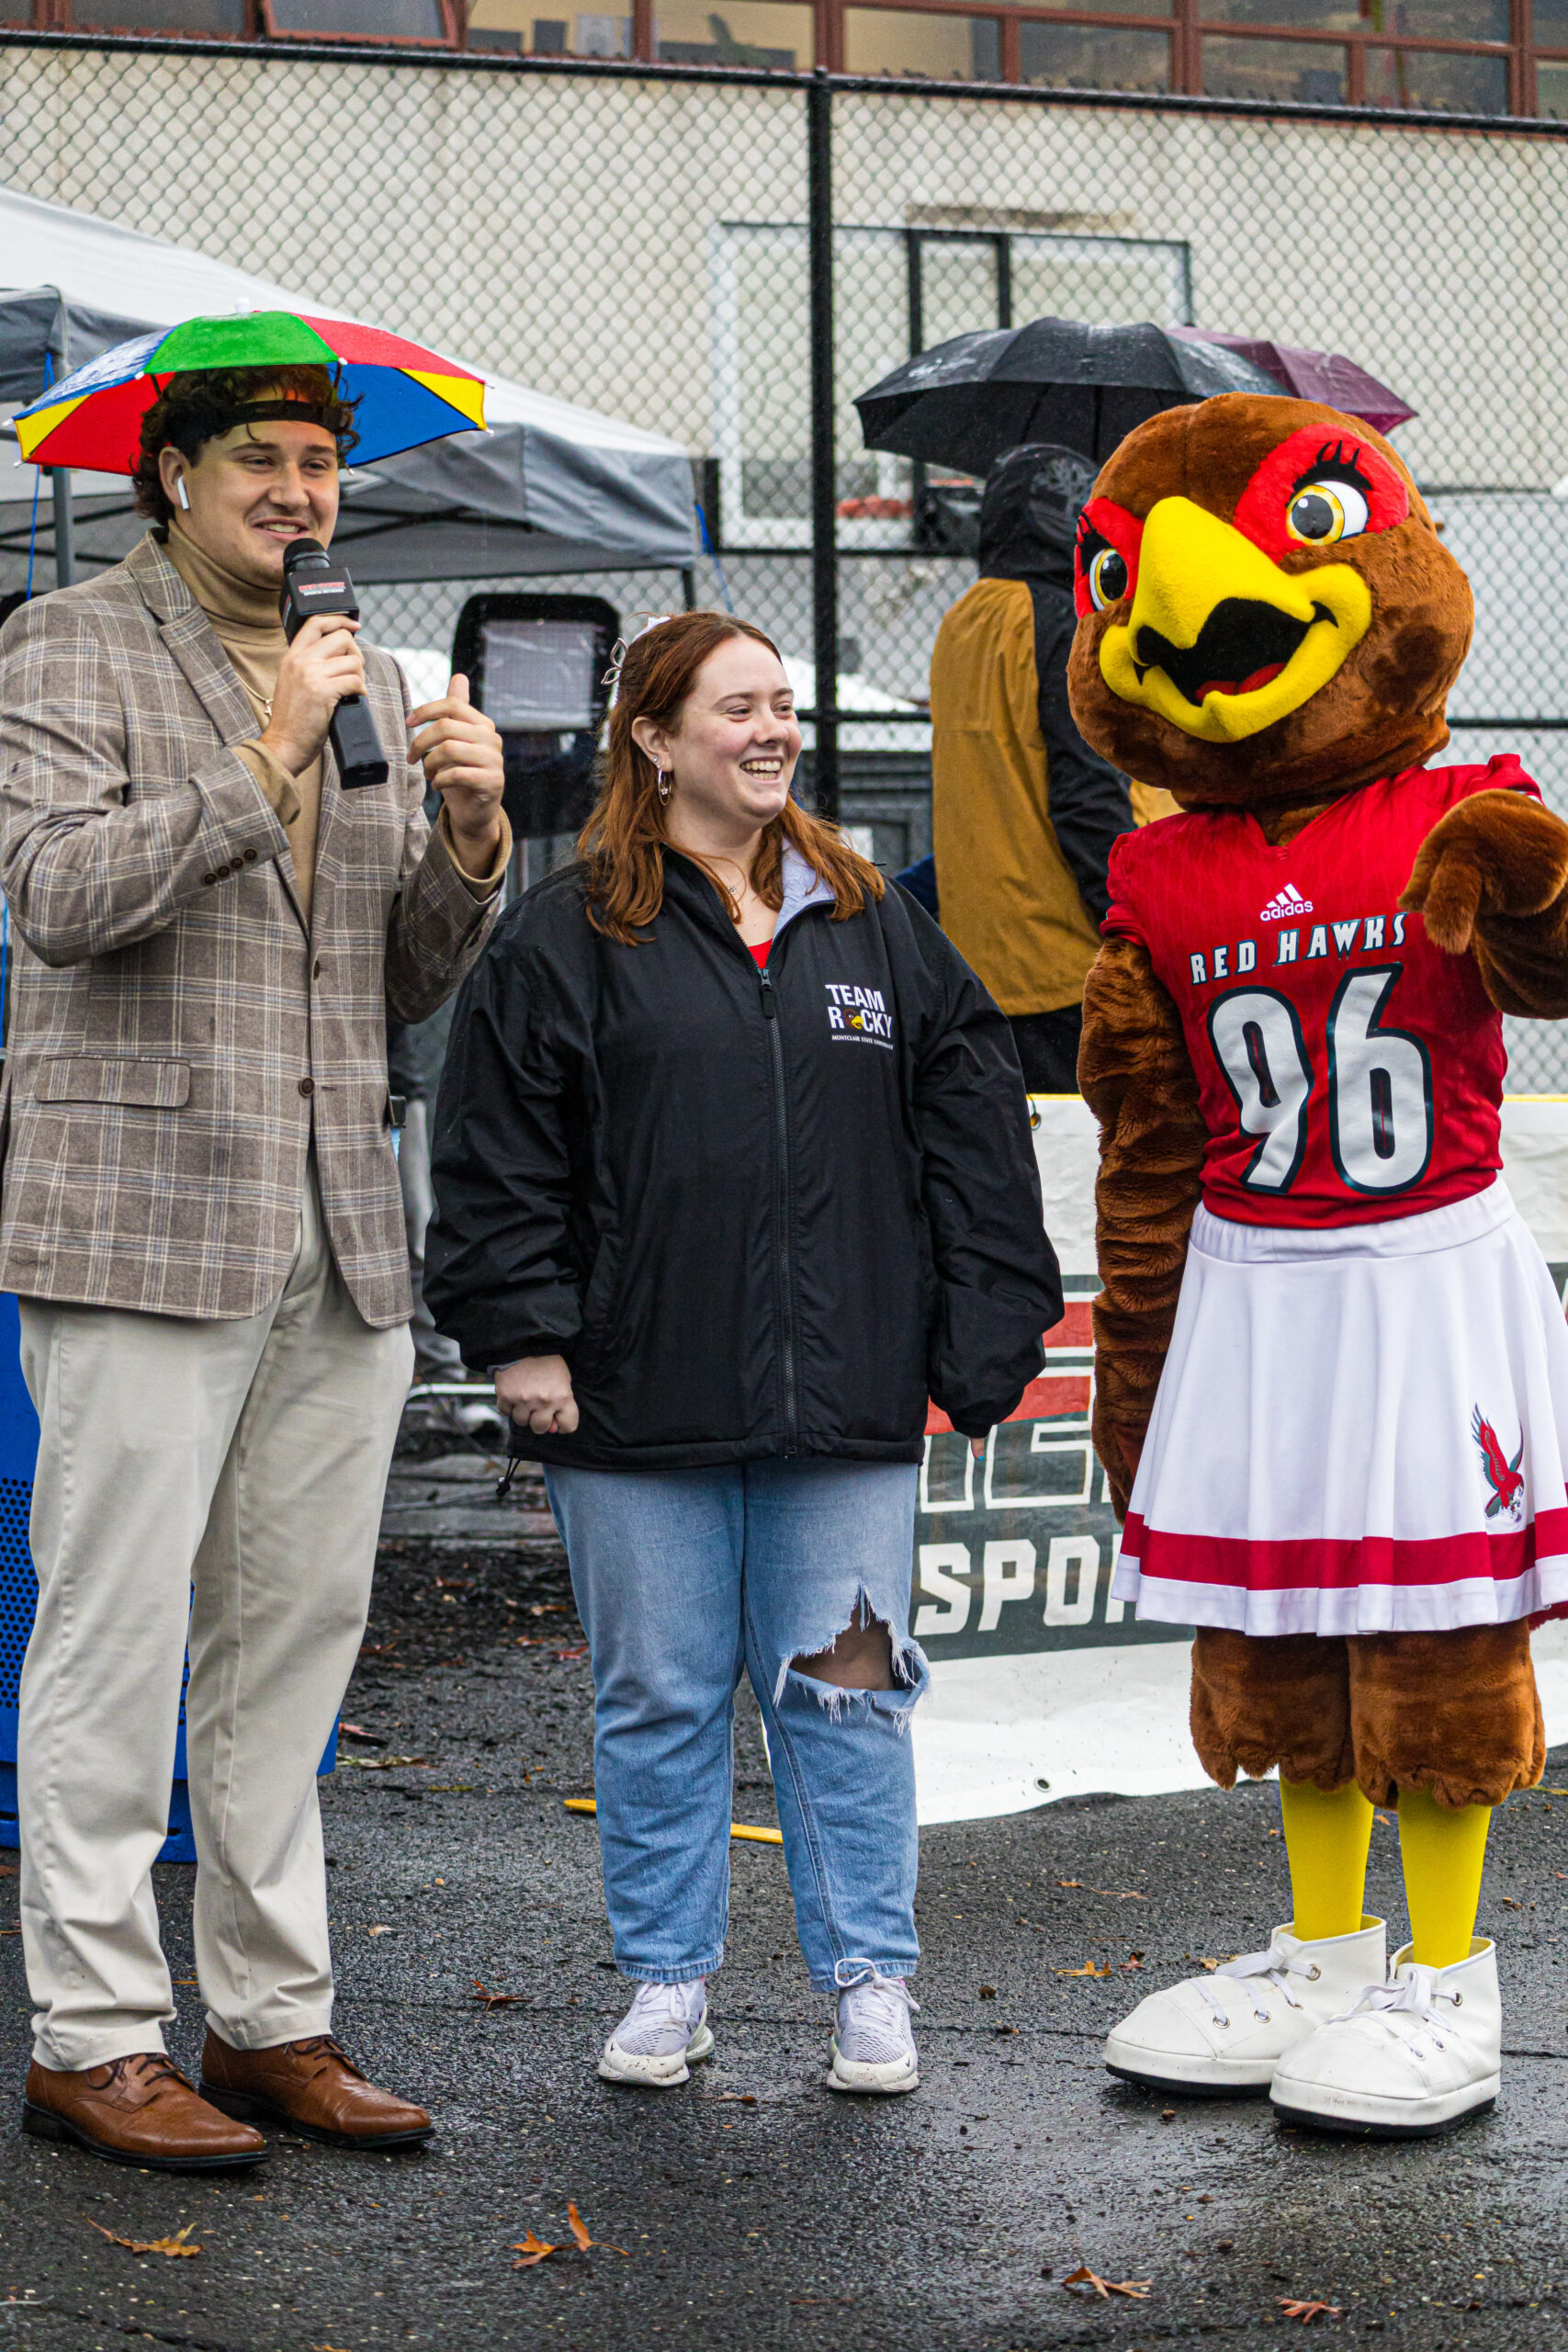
[{"x1": 578, "y1": 610, "x2": 884, "y2": 946}]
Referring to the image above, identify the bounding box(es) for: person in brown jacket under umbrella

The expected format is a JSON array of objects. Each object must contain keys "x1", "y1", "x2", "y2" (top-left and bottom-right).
[{"x1": 930, "y1": 442, "x2": 1174, "y2": 1093}]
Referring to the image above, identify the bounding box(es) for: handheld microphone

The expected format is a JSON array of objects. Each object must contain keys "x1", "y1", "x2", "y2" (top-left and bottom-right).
[{"x1": 279, "y1": 537, "x2": 389, "y2": 790}]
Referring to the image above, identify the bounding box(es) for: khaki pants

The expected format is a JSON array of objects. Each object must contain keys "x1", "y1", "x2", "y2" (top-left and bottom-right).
[{"x1": 16, "y1": 1172, "x2": 412, "y2": 2071}]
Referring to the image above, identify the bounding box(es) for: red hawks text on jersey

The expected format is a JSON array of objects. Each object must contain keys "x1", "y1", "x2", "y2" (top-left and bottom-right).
[{"x1": 1102, "y1": 757, "x2": 1540, "y2": 1229}]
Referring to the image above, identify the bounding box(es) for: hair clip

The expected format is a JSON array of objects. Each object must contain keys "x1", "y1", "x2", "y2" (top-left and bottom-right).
[{"x1": 602, "y1": 614, "x2": 679, "y2": 705}]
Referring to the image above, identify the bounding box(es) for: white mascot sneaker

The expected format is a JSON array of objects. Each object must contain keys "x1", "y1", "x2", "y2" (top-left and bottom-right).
[
  {"x1": 1103, "y1": 1917, "x2": 1387, "y2": 2095},
  {"x1": 828, "y1": 1972, "x2": 920, "y2": 2094},
  {"x1": 598, "y1": 1979, "x2": 715, "y2": 2086},
  {"x1": 1269, "y1": 1937, "x2": 1502, "y2": 2137}
]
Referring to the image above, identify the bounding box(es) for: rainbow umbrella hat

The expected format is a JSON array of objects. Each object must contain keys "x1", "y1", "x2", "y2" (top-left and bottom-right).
[{"x1": 12, "y1": 310, "x2": 487, "y2": 473}]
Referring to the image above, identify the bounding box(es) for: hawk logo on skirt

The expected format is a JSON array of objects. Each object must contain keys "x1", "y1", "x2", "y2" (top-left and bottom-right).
[{"x1": 1472, "y1": 1406, "x2": 1525, "y2": 1521}]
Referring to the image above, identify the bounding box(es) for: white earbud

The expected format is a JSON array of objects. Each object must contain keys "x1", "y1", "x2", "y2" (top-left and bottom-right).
[{"x1": 175, "y1": 474, "x2": 190, "y2": 511}]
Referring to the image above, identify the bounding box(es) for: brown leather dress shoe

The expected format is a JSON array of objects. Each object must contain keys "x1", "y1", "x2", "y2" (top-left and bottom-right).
[
  {"x1": 200, "y1": 2031, "x2": 434, "y2": 2149},
  {"x1": 23, "y1": 2052, "x2": 267, "y2": 2170}
]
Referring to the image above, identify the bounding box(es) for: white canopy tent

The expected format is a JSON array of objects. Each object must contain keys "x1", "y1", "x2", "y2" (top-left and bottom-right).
[{"x1": 0, "y1": 184, "x2": 696, "y2": 586}]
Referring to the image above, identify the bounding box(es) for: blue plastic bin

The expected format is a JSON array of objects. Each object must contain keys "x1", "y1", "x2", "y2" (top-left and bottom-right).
[{"x1": 0, "y1": 1293, "x2": 335, "y2": 1861}]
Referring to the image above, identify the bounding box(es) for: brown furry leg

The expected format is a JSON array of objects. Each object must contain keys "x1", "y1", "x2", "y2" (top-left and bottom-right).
[
  {"x1": 1190, "y1": 1629, "x2": 1355, "y2": 1791},
  {"x1": 1348, "y1": 1622, "x2": 1544, "y2": 1809}
]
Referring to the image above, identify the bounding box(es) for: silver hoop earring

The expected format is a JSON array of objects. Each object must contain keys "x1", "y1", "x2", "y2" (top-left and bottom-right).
[
  {"x1": 175, "y1": 475, "x2": 190, "y2": 512},
  {"x1": 657, "y1": 771, "x2": 671, "y2": 804}
]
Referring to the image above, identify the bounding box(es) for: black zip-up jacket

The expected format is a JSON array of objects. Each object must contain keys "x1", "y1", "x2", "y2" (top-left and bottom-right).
[{"x1": 423, "y1": 846, "x2": 1061, "y2": 1470}]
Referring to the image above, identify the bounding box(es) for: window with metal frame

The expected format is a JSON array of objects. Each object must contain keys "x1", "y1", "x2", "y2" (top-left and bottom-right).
[{"x1": 709, "y1": 220, "x2": 1191, "y2": 551}]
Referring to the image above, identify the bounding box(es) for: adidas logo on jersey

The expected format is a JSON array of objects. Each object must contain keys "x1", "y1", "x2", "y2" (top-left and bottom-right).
[{"x1": 1260, "y1": 885, "x2": 1314, "y2": 921}]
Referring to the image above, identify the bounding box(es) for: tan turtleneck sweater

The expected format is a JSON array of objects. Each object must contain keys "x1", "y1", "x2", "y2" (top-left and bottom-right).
[
  {"x1": 165, "y1": 525, "x2": 508, "y2": 922},
  {"x1": 166, "y1": 523, "x2": 325, "y2": 917}
]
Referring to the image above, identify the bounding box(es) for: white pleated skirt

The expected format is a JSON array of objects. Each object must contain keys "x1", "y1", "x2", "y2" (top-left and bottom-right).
[{"x1": 1112, "y1": 1180, "x2": 1568, "y2": 1636}]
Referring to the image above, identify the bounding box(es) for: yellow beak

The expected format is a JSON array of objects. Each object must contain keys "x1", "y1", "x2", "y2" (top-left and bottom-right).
[{"x1": 1099, "y1": 495, "x2": 1372, "y2": 743}]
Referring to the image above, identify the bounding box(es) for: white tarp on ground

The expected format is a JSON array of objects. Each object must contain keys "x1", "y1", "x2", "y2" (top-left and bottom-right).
[
  {"x1": 912, "y1": 1095, "x2": 1568, "y2": 1826},
  {"x1": 0, "y1": 183, "x2": 695, "y2": 582}
]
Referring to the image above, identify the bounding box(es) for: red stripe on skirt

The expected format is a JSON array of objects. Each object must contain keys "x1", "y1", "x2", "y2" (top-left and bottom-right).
[{"x1": 1122, "y1": 1501, "x2": 1568, "y2": 1590}]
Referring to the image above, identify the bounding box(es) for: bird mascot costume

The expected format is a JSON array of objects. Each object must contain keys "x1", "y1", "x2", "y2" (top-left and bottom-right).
[{"x1": 1068, "y1": 392, "x2": 1568, "y2": 2137}]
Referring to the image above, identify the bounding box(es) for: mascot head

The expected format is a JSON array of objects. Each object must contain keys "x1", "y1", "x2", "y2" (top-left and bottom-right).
[{"x1": 1066, "y1": 394, "x2": 1472, "y2": 810}]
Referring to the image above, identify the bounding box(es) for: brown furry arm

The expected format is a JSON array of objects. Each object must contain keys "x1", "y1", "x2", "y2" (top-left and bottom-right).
[
  {"x1": 1401, "y1": 789, "x2": 1568, "y2": 1017},
  {"x1": 1079, "y1": 933, "x2": 1207, "y2": 1519}
]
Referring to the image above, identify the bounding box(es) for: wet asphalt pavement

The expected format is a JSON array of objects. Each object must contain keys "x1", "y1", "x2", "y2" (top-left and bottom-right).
[{"x1": 3, "y1": 1435, "x2": 1568, "y2": 2352}]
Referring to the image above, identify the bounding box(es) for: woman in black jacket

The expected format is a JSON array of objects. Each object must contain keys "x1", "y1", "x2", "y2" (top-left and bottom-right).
[{"x1": 426, "y1": 612, "x2": 1059, "y2": 2097}]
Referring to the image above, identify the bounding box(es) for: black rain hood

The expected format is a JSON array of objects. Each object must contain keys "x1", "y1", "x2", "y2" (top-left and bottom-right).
[
  {"x1": 424, "y1": 843, "x2": 1061, "y2": 1470},
  {"x1": 978, "y1": 440, "x2": 1098, "y2": 593},
  {"x1": 971, "y1": 442, "x2": 1134, "y2": 929}
]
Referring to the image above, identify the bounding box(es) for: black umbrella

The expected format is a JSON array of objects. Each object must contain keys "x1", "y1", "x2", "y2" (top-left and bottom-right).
[{"x1": 854, "y1": 317, "x2": 1284, "y2": 479}]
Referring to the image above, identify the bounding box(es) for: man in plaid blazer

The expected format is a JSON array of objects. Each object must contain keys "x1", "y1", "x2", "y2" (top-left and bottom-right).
[{"x1": 0, "y1": 364, "x2": 509, "y2": 2169}]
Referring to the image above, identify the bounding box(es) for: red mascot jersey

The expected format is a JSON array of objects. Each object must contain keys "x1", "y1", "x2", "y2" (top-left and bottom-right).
[{"x1": 1102, "y1": 755, "x2": 1540, "y2": 1229}]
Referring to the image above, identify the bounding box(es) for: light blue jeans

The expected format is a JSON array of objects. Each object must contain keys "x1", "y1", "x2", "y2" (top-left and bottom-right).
[{"x1": 544, "y1": 1458, "x2": 926, "y2": 1989}]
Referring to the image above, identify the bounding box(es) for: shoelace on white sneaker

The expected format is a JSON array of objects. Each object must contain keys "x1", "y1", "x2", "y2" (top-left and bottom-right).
[
  {"x1": 612, "y1": 1979, "x2": 706, "y2": 2058},
  {"x1": 1195, "y1": 1942, "x2": 1323, "y2": 2030},
  {"x1": 1330, "y1": 1967, "x2": 1461, "y2": 2056},
  {"x1": 836, "y1": 1971, "x2": 919, "y2": 2066}
]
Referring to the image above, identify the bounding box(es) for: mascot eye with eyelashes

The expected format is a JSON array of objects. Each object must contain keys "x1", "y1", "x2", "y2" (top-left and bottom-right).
[
  {"x1": 1083, "y1": 540, "x2": 1130, "y2": 610},
  {"x1": 1074, "y1": 499, "x2": 1145, "y2": 619},
  {"x1": 1286, "y1": 467, "x2": 1371, "y2": 546}
]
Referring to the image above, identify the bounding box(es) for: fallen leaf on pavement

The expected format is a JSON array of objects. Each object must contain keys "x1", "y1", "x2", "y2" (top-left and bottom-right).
[
  {"x1": 1056, "y1": 1879, "x2": 1085, "y2": 1888},
  {"x1": 1278, "y1": 2297, "x2": 1344, "y2": 2323},
  {"x1": 367, "y1": 1925, "x2": 392, "y2": 1937},
  {"x1": 1121, "y1": 1955, "x2": 1145, "y2": 1971},
  {"x1": 1055, "y1": 1960, "x2": 1111, "y2": 1977},
  {"x1": 87, "y1": 2220, "x2": 200, "y2": 2257},
  {"x1": 1063, "y1": 2265, "x2": 1150, "y2": 2300},
  {"x1": 567, "y1": 2201, "x2": 629, "y2": 2256},
  {"x1": 343, "y1": 1756, "x2": 429, "y2": 1771},
  {"x1": 472, "y1": 1979, "x2": 525, "y2": 2009},
  {"x1": 338, "y1": 1724, "x2": 383, "y2": 1746},
  {"x1": 556, "y1": 1645, "x2": 589, "y2": 1661},
  {"x1": 1498, "y1": 1896, "x2": 1522, "y2": 1909},
  {"x1": 512, "y1": 2232, "x2": 557, "y2": 2269},
  {"x1": 1198, "y1": 1958, "x2": 1221, "y2": 1972}
]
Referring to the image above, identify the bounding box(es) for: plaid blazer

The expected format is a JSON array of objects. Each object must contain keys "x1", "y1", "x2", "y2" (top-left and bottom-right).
[{"x1": 0, "y1": 532, "x2": 502, "y2": 1326}]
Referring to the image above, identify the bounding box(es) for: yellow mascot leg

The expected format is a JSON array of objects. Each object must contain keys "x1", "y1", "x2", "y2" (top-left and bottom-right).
[
  {"x1": 1279, "y1": 1779, "x2": 1374, "y2": 1941},
  {"x1": 1397, "y1": 1786, "x2": 1492, "y2": 1969}
]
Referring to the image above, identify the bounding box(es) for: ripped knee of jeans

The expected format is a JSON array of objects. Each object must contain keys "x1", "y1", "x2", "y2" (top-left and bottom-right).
[
  {"x1": 792, "y1": 1595, "x2": 897, "y2": 1690},
  {"x1": 779, "y1": 1589, "x2": 930, "y2": 1729}
]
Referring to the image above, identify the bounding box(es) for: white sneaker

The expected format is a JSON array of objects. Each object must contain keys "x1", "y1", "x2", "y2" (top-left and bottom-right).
[
  {"x1": 597, "y1": 1979, "x2": 714, "y2": 2087},
  {"x1": 828, "y1": 1972, "x2": 920, "y2": 2095},
  {"x1": 1103, "y1": 1917, "x2": 1387, "y2": 2096},
  {"x1": 1270, "y1": 1937, "x2": 1502, "y2": 2137}
]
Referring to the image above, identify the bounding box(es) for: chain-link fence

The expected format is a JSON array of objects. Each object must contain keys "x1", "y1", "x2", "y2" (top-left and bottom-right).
[{"x1": 2, "y1": 35, "x2": 1566, "y2": 1077}]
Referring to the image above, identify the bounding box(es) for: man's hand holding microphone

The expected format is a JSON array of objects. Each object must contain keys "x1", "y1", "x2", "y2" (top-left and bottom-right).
[{"x1": 260, "y1": 539, "x2": 504, "y2": 872}]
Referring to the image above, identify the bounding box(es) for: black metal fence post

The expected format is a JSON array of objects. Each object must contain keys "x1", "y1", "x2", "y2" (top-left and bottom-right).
[
  {"x1": 50, "y1": 471, "x2": 74, "y2": 589},
  {"x1": 807, "y1": 66, "x2": 839, "y2": 822}
]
